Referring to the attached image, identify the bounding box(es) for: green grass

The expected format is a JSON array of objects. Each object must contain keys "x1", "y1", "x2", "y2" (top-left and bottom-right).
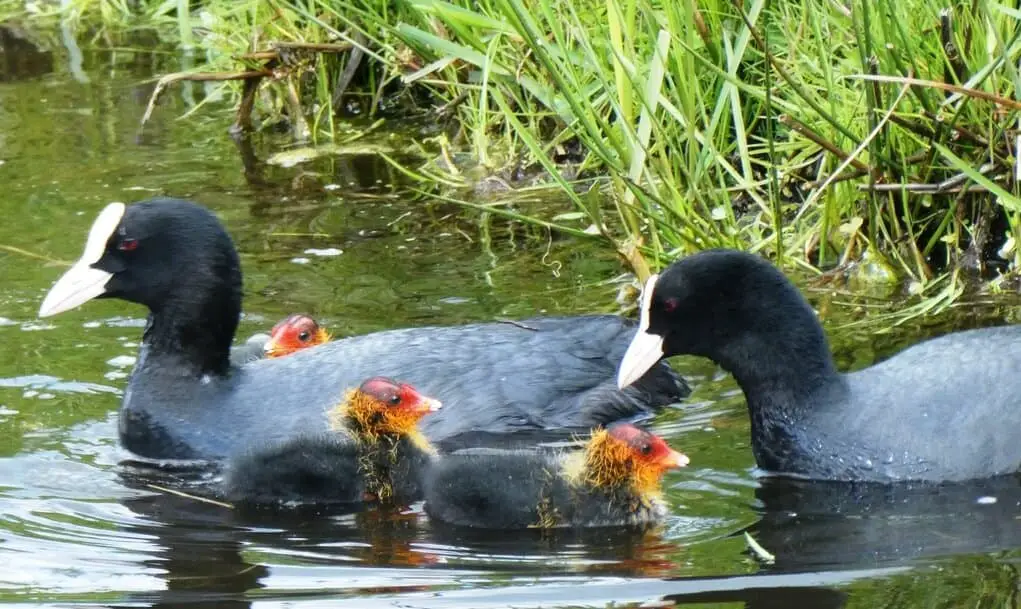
[{"x1": 8, "y1": 0, "x2": 1021, "y2": 305}]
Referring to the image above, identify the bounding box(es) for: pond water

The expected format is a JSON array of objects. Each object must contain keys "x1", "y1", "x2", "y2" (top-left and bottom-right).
[{"x1": 2, "y1": 38, "x2": 1021, "y2": 609}]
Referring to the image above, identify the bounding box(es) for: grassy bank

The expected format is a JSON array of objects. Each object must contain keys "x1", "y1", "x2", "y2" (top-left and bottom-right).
[{"x1": 8, "y1": 0, "x2": 1021, "y2": 300}]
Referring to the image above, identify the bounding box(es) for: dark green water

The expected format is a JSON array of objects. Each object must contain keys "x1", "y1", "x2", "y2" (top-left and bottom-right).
[{"x1": 2, "y1": 38, "x2": 1021, "y2": 609}]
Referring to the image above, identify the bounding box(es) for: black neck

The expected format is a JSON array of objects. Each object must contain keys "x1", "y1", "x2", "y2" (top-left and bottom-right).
[
  {"x1": 717, "y1": 329, "x2": 838, "y2": 401},
  {"x1": 141, "y1": 282, "x2": 241, "y2": 377},
  {"x1": 711, "y1": 304, "x2": 844, "y2": 465}
]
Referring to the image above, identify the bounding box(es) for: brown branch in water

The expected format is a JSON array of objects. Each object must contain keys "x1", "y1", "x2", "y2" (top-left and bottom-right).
[
  {"x1": 140, "y1": 69, "x2": 271, "y2": 131},
  {"x1": 233, "y1": 74, "x2": 266, "y2": 134},
  {"x1": 143, "y1": 39, "x2": 359, "y2": 135}
]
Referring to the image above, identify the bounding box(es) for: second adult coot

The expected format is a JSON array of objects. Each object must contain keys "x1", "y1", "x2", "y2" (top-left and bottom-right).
[{"x1": 616, "y1": 248, "x2": 1021, "y2": 483}]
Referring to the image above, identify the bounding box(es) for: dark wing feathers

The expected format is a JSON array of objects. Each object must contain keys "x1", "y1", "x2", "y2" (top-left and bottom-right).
[{"x1": 127, "y1": 315, "x2": 688, "y2": 460}]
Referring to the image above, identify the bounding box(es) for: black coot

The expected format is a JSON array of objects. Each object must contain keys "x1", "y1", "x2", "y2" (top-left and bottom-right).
[
  {"x1": 39, "y1": 198, "x2": 690, "y2": 464},
  {"x1": 616, "y1": 248, "x2": 1021, "y2": 482}
]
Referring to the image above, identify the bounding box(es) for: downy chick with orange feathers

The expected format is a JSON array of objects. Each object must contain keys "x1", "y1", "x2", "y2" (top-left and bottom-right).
[
  {"x1": 423, "y1": 422, "x2": 687, "y2": 529},
  {"x1": 221, "y1": 377, "x2": 439, "y2": 505}
]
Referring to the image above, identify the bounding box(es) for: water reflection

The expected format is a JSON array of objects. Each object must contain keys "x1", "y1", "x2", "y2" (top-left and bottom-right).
[
  {"x1": 749, "y1": 475, "x2": 1021, "y2": 572},
  {"x1": 662, "y1": 584, "x2": 850, "y2": 609},
  {"x1": 104, "y1": 461, "x2": 689, "y2": 607},
  {"x1": 0, "y1": 25, "x2": 53, "y2": 82},
  {"x1": 98, "y1": 456, "x2": 1021, "y2": 608}
]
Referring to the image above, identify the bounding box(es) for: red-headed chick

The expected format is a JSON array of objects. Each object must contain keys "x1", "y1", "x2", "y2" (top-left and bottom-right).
[
  {"x1": 423, "y1": 422, "x2": 687, "y2": 529},
  {"x1": 263, "y1": 314, "x2": 331, "y2": 358},
  {"x1": 222, "y1": 377, "x2": 441, "y2": 506}
]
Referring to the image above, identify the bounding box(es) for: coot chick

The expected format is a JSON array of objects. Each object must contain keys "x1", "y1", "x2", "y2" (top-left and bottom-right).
[
  {"x1": 423, "y1": 422, "x2": 688, "y2": 529},
  {"x1": 222, "y1": 376, "x2": 440, "y2": 505},
  {"x1": 229, "y1": 314, "x2": 329, "y2": 364},
  {"x1": 263, "y1": 313, "x2": 331, "y2": 357},
  {"x1": 37, "y1": 198, "x2": 689, "y2": 463},
  {"x1": 616, "y1": 248, "x2": 1021, "y2": 482}
]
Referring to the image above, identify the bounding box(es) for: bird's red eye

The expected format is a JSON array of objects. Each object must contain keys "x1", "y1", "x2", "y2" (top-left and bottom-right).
[
  {"x1": 663, "y1": 298, "x2": 679, "y2": 313},
  {"x1": 118, "y1": 238, "x2": 139, "y2": 252},
  {"x1": 298, "y1": 331, "x2": 310, "y2": 342}
]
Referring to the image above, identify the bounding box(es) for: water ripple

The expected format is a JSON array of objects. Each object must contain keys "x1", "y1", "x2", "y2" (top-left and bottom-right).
[{"x1": 0, "y1": 374, "x2": 121, "y2": 395}]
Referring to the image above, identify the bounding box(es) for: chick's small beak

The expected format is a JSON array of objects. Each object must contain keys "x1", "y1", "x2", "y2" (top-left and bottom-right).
[
  {"x1": 262, "y1": 338, "x2": 280, "y2": 356},
  {"x1": 419, "y1": 397, "x2": 443, "y2": 413},
  {"x1": 661, "y1": 448, "x2": 690, "y2": 469}
]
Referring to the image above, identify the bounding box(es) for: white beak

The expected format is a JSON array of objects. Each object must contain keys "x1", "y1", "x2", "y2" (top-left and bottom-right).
[
  {"x1": 38, "y1": 264, "x2": 114, "y2": 317},
  {"x1": 616, "y1": 274, "x2": 665, "y2": 389},
  {"x1": 616, "y1": 329, "x2": 665, "y2": 389},
  {"x1": 38, "y1": 202, "x2": 126, "y2": 318}
]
